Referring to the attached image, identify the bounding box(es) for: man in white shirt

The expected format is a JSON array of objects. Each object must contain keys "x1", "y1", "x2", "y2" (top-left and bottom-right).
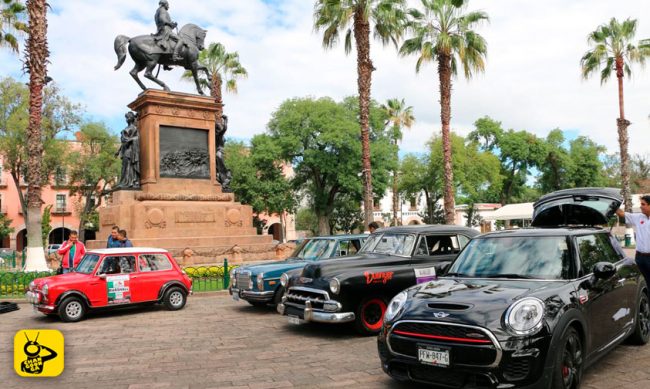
[{"x1": 617, "y1": 195, "x2": 650, "y2": 294}]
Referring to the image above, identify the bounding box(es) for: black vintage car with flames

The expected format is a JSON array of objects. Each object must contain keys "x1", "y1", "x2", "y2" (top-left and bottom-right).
[
  {"x1": 277, "y1": 225, "x2": 479, "y2": 334},
  {"x1": 378, "y1": 188, "x2": 650, "y2": 388}
]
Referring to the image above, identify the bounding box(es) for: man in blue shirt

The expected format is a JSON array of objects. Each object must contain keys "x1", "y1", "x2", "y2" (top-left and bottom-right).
[
  {"x1": 107, "y1": 226, "x2": 121, "y2": 248},
  {"x1": 117, "y1": 229, "x2": 134, "y2": 248}
]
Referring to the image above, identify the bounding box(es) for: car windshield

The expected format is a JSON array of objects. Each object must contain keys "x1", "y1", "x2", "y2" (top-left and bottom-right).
[
  {"x1": 359, "y1": 233, "x2": 416, "y2": 256},
  {"x1": 447, "y1": 236, "x2": 570, "y2": 280},
  {"x1": 291, "y1": 239, "x2": 337, "y2": 260},
  {"x1": 75, "y1": 254, "x2": 101, "y2": 274}
]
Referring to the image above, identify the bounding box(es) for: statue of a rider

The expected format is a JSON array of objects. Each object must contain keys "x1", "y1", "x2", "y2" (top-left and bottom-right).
[{"x1": 153, "y1": 0, "x2": 183, "y2": 62}]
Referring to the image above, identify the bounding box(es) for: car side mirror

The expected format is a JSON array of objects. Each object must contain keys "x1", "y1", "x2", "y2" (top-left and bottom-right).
[
  {"x1": 592, "y1": 262, "x2": 616, "y2": 279},
  {"x1": 98, "y1": 274, "x2": 107, "y2": 280}
]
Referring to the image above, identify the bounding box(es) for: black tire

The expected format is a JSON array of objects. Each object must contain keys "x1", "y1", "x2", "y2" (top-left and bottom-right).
[
  {"x1": 163, "y1": 287, "x2": 187, "y2": 311},
  {"x1": 552, "y1": 326, "x2": 583, "y2": 389},
  {"x1": 58, "y1": 296, "x2": 87, "y2": 322},
  {"x1": 628, "y1": 288, "x2": 650, "y2": 345},
  {"x1": 273, "y1": 286, "x2": 285, "y2": 306},
  {"x1": 354, "y1": 297, "x2": 387, "y2": 335}
]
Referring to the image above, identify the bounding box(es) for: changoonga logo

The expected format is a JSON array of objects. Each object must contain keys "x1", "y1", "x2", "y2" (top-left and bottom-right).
[{"x1": 14, "y1": 329, "x2": 64, "y2": 377}]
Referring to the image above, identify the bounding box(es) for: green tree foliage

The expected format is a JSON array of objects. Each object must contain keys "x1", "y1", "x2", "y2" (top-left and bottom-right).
[
  {"x1": 295, "y1": 208, "x2": 318, "y2": 236},
  {"x1": 537, "y1": 129, "x2": 571, "y2": 192},
  {"x1": 567, "y1": 136, "x2": 606, "y2": 188},
  {"x1": 41, "y1": 204, "x2": 51, "y2": 246},
  {"x1": 267, "y1": 96, "x2": 395, "y2": 235},
  {"x1": 0, "y1": 0, "x2": 27, "y2": 52},
  {"x1": 0, "y1": 77, "x2": 81, "y2": 220},
  {"x1": 0, "y1": 212, "x2": 14, "y2": 240},
  {"x1": 66, "y1": 122, "x2": 120, "y2": 241},
  {"x1": 225, "y1": 137, "x2": 296, "y2": 240},
  {"x1": 468, "y1": 117, "x2": 545, "y2": 204},
  {"x1": 329, "y1": 194, "x2": 365, "y2": 234}
]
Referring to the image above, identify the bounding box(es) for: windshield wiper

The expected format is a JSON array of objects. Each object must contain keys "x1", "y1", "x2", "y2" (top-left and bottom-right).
[{"x1": 484, "y1": 273, "x2": 534, "y2": 279}]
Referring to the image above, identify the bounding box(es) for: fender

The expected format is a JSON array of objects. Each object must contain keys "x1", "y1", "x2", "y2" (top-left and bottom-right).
[
  {"x1": 540, "y1": 306, "x2": 588, "y2": 382},
  {"x1": 157, "y1": 280, "x2": 189, "y2": 301},
  {"x1": 55, "y1": 290, "x2": 92, "y2": 308}
]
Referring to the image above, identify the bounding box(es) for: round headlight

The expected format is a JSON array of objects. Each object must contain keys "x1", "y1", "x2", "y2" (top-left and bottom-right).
[
  {"x1": 42, "y1": 284, "x2": 49, "y2": 296},
  {"x1": 505, "y1": 297, "x2": 545, "y2": 335},
  {"x1": 280, "y1": 273, "x2": 289, "y2": 287},
  {"x1": 384, "y1": 291, "x2": 408, "y2": 323},
  {"x1": 329, "y1": 278, "x2": 340, "y2": 294},
  {"x1": 256, "y1": 273, "x2": 265, "y2": 290},
  {"x1": 230, "y1": 269, "x2": 237, "y2": 287}
]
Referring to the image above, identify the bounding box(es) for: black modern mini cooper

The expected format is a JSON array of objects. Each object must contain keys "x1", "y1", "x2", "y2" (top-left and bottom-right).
[{"x1": 378, "y1": 188, "x2": 650, "y2": 388}]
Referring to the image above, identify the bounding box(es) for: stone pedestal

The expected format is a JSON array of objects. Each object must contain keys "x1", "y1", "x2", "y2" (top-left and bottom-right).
[{"x1": 87, "y1": 90, "x2": 276, "y2": 264}]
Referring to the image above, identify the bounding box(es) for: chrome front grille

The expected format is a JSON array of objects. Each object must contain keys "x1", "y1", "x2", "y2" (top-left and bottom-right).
[
  {"x1": 237, "y1": 272, "x2": 251, "y2": 290},
  {"x1": 285, "y1": 286, "x2": 330, "y2": 310}
]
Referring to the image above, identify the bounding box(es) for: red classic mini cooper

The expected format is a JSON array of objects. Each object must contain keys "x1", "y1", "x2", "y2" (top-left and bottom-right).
[{"x1": 26, "y1": 248, "x2": 192, "y2": 322}]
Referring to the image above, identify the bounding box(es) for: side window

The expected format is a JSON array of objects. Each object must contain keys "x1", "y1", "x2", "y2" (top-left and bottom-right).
[
  {"x1": 576, "y1": 234, "x2": 618, "y2": 275},
  {"x1": 337, "y1": 240, "x2": 350, "y2": 257},
  {"x1": 458, "y1": 235, "x2": 470, "y2": 250},
  {"x1": 427, "y1": 235, "x2": 457, "y2": 256},
  {"x1": 415, "y1": 236, "x2": 429, "y2": 256},
  {"x1": 98, "y1": 256, "x2": 135, "y2": 274},
  {"x1": 337, "y1": 240, "x2": 360, "y2": 256},
  {"x1": 139, "y1": 254, "x2": 173, "y2": 272}
]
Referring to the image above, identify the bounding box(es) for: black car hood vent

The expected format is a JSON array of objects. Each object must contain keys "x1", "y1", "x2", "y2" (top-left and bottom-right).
[{"x1": 427, "y1": 303, "x2": 471, "y2": 311}]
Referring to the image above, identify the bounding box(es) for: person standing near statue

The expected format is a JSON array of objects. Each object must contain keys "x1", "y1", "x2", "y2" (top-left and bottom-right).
[
  {"x1": 116, "y1": 111, "x2": 140, "y2": 189},
  {"x1": 154, "y1": 0, "x2": 183, "y2": 62},
  {"x1": 215, "y1": 115, "x2": 232, "y2": 192},
  {"x1": 617, "y1": 195, "x2": 650, "y2": 295}
]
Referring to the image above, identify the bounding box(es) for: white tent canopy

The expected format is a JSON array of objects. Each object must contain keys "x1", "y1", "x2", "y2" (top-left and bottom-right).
[{"x1": 483, "y1": 202, "x2": 534, "y2": 221}]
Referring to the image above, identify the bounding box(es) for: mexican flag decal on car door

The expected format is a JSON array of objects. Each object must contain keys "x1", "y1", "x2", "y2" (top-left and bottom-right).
[{"x1": 107, "y1": 275, "x2": 131, "y2": 304}]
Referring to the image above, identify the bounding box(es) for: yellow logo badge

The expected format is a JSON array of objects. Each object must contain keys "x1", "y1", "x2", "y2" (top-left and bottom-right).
[{"x1": 14, "y1": 329, "x2": 64, "y2": 377}]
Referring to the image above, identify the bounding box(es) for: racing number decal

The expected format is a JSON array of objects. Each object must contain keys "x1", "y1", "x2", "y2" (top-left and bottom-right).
[
  {"x1": 364, "y1": 271, "x2": 394, "y2": 285},
  {"x1": 107, "y1": 274, "x2": 131, "y2": 304}
]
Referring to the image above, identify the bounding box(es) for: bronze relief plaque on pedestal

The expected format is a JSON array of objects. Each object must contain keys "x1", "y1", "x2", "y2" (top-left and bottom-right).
[{"x1": 159, "y1": 126, "x2": 210, "y2": 179}]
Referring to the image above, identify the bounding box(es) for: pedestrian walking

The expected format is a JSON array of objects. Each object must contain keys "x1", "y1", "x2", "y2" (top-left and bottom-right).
[
  {"x1": 57, "y1": 230, "x2": 86, "y2": 273},
  {"x1": 617, "y1": 195, "x2": 650, "y2": 293}
]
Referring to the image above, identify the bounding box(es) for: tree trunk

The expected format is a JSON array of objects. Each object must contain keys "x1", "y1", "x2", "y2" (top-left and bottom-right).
[
  {"x1": 437, "y1": 53, "x2": 456, "y2": 224},
  {"x1": 392, "y1": 165, "x2": 399, "y2": 226},
  {"x1": 213, "y1": 73, "x2": 223, "y2": 119},
  {"x1": 615, "y1": 56, "x2": 632, "y2": 212},
  {"x1": 354, "y1": 7, "x2": 374, "y2": 227},
  {"x1": 317, "y1": 214, "x2": 330, "y2": 236},
  {"x1": 24, "y1": 0, "x2": 49, "y2": 271},
  {"x1": 10, "y1": 171, "x2": 28, "y2": 223}
]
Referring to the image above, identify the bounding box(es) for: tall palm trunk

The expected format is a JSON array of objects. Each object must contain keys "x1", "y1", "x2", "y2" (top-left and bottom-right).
[
  {"x1": 24, "y1": 0, "x2": 49, "y2": 271},
  {"x1": 354, "y1": 7, "x2": 374, "y2": 227},
  {"x1": 615, "y1": 56, "x2": 632, "y2": 212},
  {"x1": 392, "y1": 167, "x2": 399, "y2": 225},
  {"x1": 438, "y1": 53, "x2": 455, "y2": 224},
  {"x1": 212, "y1": 73, "x2": 223, "y2": 119}
]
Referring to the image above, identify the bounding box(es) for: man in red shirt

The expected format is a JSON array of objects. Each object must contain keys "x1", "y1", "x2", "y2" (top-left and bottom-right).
[{"x1": 57, "y1": 231, "x2": 86, "y2": 273}]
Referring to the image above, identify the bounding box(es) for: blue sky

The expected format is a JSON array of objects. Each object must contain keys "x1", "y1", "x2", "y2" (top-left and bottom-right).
[{"x1": 1, "y1": 0, "x2": 649, "y2": 158}]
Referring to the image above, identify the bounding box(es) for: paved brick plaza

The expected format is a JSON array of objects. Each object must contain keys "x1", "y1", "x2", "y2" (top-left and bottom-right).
[{"x1": 1, "y1": 293, "x2": 649, "y2": 388}]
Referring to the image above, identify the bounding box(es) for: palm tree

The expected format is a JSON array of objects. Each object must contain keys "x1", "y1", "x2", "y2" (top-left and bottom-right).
[
  {"x1": 314, "y1": 0, "x2": 408, "y2": 227},
  {"x1": 381, "y1": 98, "x2": 414, "y2": 225},
  {"x1": 581, "y1": 18, "x2": 650, "y2": 212},
  {"x1": 399, "y1": 0, "x2": 488, "y2": 224},
  {"x1": 182, "y1": 42, "x2": 247, "y2": 119},
  {"x1": 0, "y1": 0, "x2": 27, "y2": 52},
  {"x1": 23, "y1": 0, "x2": 49, "y2": 271}
]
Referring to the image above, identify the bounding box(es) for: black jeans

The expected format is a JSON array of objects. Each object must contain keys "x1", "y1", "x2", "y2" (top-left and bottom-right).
[{"x1": 636, "y1": 252, "x2": 650, "y2": 296}]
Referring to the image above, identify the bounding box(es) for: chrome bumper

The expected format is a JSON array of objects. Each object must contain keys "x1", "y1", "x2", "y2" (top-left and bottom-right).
[
  {"x1": 277, "y1": 301, "x2": 355, "y2": 324},
  {"x1": 231, "y1": 288, "x2": 274, "y2": 302},
  {"x1": 25, "y1": 291, "x2": 55, "y2": 312}
]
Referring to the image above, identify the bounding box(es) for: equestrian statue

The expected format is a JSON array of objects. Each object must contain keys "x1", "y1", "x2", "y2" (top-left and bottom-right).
[{"x1": 113, "y1": 0, "x2": 210, "y2": 95}]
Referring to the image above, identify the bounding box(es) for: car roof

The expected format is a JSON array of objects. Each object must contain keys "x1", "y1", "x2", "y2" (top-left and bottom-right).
[
  {"x1": 477, "y1": 227, "x2": 607, "y2": 238},
  {"x1": 375, "y1": 224, "x2": 479, "y2": 235},
  {"x1": 87, "y1": 247, "x2": 169, "y2": 255}
]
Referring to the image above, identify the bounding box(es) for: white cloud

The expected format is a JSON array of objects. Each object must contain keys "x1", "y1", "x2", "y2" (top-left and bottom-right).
[{"x1": 2, "y1": 0, "x2": 649, "y2": 157}]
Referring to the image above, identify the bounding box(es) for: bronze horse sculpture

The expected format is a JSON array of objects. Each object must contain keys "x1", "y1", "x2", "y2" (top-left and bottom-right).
[{"x1": 114, "y1": 24, "x2": 210, "y2": 95}]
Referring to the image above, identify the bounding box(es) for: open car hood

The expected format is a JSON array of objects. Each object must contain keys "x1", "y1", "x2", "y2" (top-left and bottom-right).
[{"x1": 532, "y1": 187, "x2": 622, "y2": 227}]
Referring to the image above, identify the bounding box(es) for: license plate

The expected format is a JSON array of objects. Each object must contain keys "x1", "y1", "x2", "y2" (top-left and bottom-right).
[
  {"x1": 418, "y1": 347, "x2": 450, "y2": 367},
  {"x1": 288, "y1": 315, "x2": 301, "y2": 325},
  {"x1": 32, "y1": 305, "x2": 38, "y2": 312},
  {"x1": 232, "y1": 293, "x2": 239, "y2": 301}
]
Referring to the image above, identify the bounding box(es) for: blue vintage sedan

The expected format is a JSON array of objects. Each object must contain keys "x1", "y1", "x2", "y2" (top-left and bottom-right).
[{"x1": 229, "y1": 234, "x2": 367, "y2": 306}]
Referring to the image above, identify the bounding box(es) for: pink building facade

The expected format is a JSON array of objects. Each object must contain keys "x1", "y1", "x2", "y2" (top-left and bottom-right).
[{"x1": 0, "y1": 156, "x2": 85, "y2": 251}]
